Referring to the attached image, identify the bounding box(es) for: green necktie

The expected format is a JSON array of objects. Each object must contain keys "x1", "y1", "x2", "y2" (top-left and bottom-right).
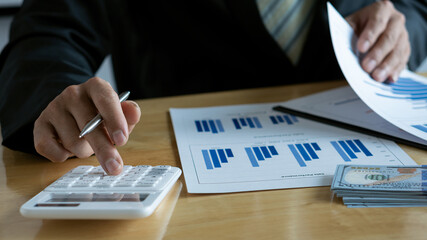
[{"x1": 256, "y1": 0, "x2": 317, "y2": 65}]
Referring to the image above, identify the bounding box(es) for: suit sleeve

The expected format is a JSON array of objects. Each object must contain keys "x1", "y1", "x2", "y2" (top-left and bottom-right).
[
  {"x1": 393, "y1": 0, "x2": 427, "y2": 71},
  {"x1": 0, "y1": 0, "x2": 111, "y2": 153}
]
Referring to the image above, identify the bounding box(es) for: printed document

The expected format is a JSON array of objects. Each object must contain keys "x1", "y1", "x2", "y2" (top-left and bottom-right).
[
  {"x1": 170, "y1": 103, "x2": 415, "y2": 193},
  {"x1": 328, "y1": 3, "x2": 427, "y2": 141}
]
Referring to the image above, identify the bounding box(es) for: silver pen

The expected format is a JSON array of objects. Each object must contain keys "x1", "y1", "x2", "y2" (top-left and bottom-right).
[{"x1": 79, "y1": 91, "x2": 130, "y2": 138}]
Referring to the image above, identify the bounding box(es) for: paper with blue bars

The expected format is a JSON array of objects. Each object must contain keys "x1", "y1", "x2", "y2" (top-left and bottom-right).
[
  {"x1": 170, "y1": 103, "x2": 415, "y2": 193},
  {"x1": 328, "y1": 3, "x2": 427, "y2": 141}
]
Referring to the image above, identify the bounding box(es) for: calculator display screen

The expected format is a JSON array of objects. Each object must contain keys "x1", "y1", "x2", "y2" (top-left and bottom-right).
[{"x1": 46, "y1": 193, "x2": 149, "y2": 202}]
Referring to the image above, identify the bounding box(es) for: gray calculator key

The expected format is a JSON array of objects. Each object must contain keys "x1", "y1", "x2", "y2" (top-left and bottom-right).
[
  {"x1": 50, "y1": 182, "x2": 72, "y2": 188},
  {"x1": 70, "y1": 166, "x2": 93, "y2": 174}
]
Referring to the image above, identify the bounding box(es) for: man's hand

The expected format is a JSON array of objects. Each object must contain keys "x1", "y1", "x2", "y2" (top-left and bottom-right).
[
  {"x1": 34, "y1": 77, "x2": 141, "y2": 175},
  {"x1": 346, "y1": 0, "x2": 410, "y2": 82}
]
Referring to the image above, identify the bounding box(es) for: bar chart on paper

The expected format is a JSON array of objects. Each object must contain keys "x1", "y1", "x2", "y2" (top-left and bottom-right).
[
  {"x1": 170, "y1": 103, "x2": 415, "y2": 193},
  {"x1": 194, "y1": 119, "x2": 225, "y2": 134},
  {"x1": 364, "y1": 76, "x2": 427, "y2": 134},
  {"x1": 189, "y1": 136, "x2": 410, "y2": 185},
  {"x1": 327, "y1": 3, "x2": 427, "y2": 141},
  {"x1": 270, "y1": 114, "x2": 299, "y2": 125},
  {"x1": 192, "y1": 113, "x2": 300, "y2": 135}
]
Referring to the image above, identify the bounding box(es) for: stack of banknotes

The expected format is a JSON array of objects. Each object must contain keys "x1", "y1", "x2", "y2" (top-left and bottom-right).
[{"x1": 331, "y1": 164, "x2": 427, "y2": 208}]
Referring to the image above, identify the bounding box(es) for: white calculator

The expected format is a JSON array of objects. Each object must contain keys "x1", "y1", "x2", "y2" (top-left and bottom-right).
[{"x1": 20, "y1": 165, "x2": 182, "y2": 219}]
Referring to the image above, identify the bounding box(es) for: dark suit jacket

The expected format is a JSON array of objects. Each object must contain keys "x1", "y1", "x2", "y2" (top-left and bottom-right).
[{"x1": 0, "y1": 0, "x2": 426, "y2": 154}]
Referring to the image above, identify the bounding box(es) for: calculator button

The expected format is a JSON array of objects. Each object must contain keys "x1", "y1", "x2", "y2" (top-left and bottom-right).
[
  {"x1": 61, "y1": 173, "x2": 83, "y2": 180},
  {"x1": 121, "y1": 165, "x2": 133, "y2": 173},
  {"x1": 154, "y1": 165, "x2": 171, "y2": 170},
  {"x1": 49, "y1": 182, "x2": 73, "y2": 188},
  {"x1": 145, "y1": 175, "x2": 163, "y2": 181},
  {"x1": 71, "y1": 180, "x2": 96, "y2": 187},
  {"x1": 134, "y1": 182, "x2": 156, "y2": 187},
  {"x1": 113, "y1": 180, "x2": 135, "y2": 187},
  {"x1": 80, "y1": 175, "x2": 101, "y2": 181},
  {"x1": 56, "y1": 178, "x2": 77, "y2": 183},
  {"x1": 147, "y1": 170, "x2": 168, "y2": 176},
  {"x1": 88, "y1": 166, "x2": 106, "y2": 175},
  {"x1": 51, "y1": 193, "x2": 72, "y2": 198},
  {"x1": 120, "y1": 176, "x2": 140, "y2": 182},
  {"x1": 99, "y1": 175, "x2": 119, "y2": 180},
  {"x1": 138, "y1": 178, "x2": 159, "y2": 185},
  {"x1": 135, "y1": 165, "x2": 152, "y2": 170},
  {"x1": 92, "y1": 182, "x2": 114, "y2": 188}
]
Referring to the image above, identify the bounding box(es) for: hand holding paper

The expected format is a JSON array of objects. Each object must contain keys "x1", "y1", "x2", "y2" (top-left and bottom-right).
[{"x1": 345, "y1": 1, "x2": 410, "y2": 82}]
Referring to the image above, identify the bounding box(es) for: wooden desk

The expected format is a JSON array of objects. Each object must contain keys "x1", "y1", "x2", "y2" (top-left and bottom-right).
[{"x1": 2, "y1": 78, "x2": 427, "y2": 240}]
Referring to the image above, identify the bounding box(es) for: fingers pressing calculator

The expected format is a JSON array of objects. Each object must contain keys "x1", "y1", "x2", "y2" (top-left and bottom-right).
[{"x1": 20, "y1": 165, "x2": 182, "y2": 219}]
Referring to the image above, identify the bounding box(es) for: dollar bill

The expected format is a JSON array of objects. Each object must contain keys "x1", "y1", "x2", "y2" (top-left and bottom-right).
[
  {"x1": 331, "y1": 164, "x2": 427, "y2": 192},
  {"x1": 331, "y1": 164, "x2": 427, "y2": 208}
]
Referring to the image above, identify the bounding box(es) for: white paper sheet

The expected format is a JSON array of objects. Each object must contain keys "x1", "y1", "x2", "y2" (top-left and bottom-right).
[
  {"x1": 170, "y1": 103, "x2": 415, "y2": 193},
  {"x1": 327, "y1": 3, "x2": 427, "y2": 141}
]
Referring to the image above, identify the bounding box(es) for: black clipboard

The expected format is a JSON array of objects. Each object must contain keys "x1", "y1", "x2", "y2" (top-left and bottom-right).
[{"x1": 273, "y1": 105, "x2": 427, "y2": 150}]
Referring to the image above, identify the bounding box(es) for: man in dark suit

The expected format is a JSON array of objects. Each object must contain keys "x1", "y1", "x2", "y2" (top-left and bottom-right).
[{"x1": 0, "y1": 0, "x2": 426, "y2": 175}]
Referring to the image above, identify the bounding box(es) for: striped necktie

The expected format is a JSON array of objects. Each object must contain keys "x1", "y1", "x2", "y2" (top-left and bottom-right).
[{"x1": 256, "y1": 0, "x2": 317, "y2": 65}]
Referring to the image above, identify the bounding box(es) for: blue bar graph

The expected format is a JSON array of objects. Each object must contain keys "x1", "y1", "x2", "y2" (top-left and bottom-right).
[
  {"x1": 225, "y1": 148, "x2": 234, "y2": 157},
  {"x1": 202, "y1": 150, "x2": 213, "y2": 170},
  {"x1": 353, "y1": 139, "x2": 373, "y2": 157},
  {"x1": 290, "y1": 115, "x2": 299, "y2": 123},
  {"x1": 345, "y1": 140, "x2": 360, "y2": 152},
  {"x1": 252, "y1": 147, "x2": 265, "y2": 161},
  {"x1": 245, "y1": 145, "x2": 278, "y2": 167},
  {"x1": 232, "y1": 119, "x2": 241, "y2": 129},
  {"x1": 270, "y1": 116, "x2": 278, "y2": 124},
  {"x1": 296, "y1": 144, "x2": 311, "y2": 161},
  {"x1": 338, "y1": 141, "x2": 357, "y2": 159},
  {"x1": 247, "y1": 118, "x2": 255, "y2": 128},
  {"x1": 217, "y1": 149, "x2": 228, "y2": 163},
  {"x1": 208, "y1": 120, "x2": 218, "y2": 134},
  {"x1": 195, "y1": 121, "x2": 203, "y2": 132},
  {"x1": 288, "y1": 145, "x2": 307, "y2": 167},
  {"x1": 303, "y1": 143, "x2": 319, "y2": 159},
  {"x1": 311, "y1": 142, "x2": 321, "y2": 151},
  {"x1": 201, "y1": 148, "x2": 234, "y2": 170},
  {"x1": 202, "y1": 120, "x2": 209, "y2": 131},
  {"x1": 283, "y1": 115, "x2": 292, "y2": 124},
  {"x1": 215, "y1": 119, "x2": 224, "y2": 132},
  {"x1": 288, "y1": 142, "x2": 322, "y2": 167},
  {"x1": 245, "y1": 148, "x2": 259, "y2": 167},
  {"x1": 239, "y1": 118, "x2": 247, "y2": 127},
  {"x1": 232, "y1": 117, "x2": 263, "y2": 129},
  {"x1": 209, "y1": 149, "x2": 221, "y2": 168},
  {"x1": 195, "y1": 119, "x2": 225, "y2": 134},
  {"x1": 331, "y1": 139, "x2": 373, "y2": 162},
  {"x1": 413, "y1": 124, "x2": 427, "y2": 133},
  {"x1": 331, "y1": 141, "x2": 351, "y2": 162},
  {"x1": 270, "y1": 114, "x2": 298, "y2": 125},
  {"x1": 260, "y1": 146, "x2": 272, "y2": 158},
  {"x1": 369, "y1": 76, "x2": 427, "y2": 110},
  {"x1": 268, "y1": 146, "x2": 279, "y2": 155},
  {"x1": 253, "y1": 117, "x2": 263, "y2": 128}
]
